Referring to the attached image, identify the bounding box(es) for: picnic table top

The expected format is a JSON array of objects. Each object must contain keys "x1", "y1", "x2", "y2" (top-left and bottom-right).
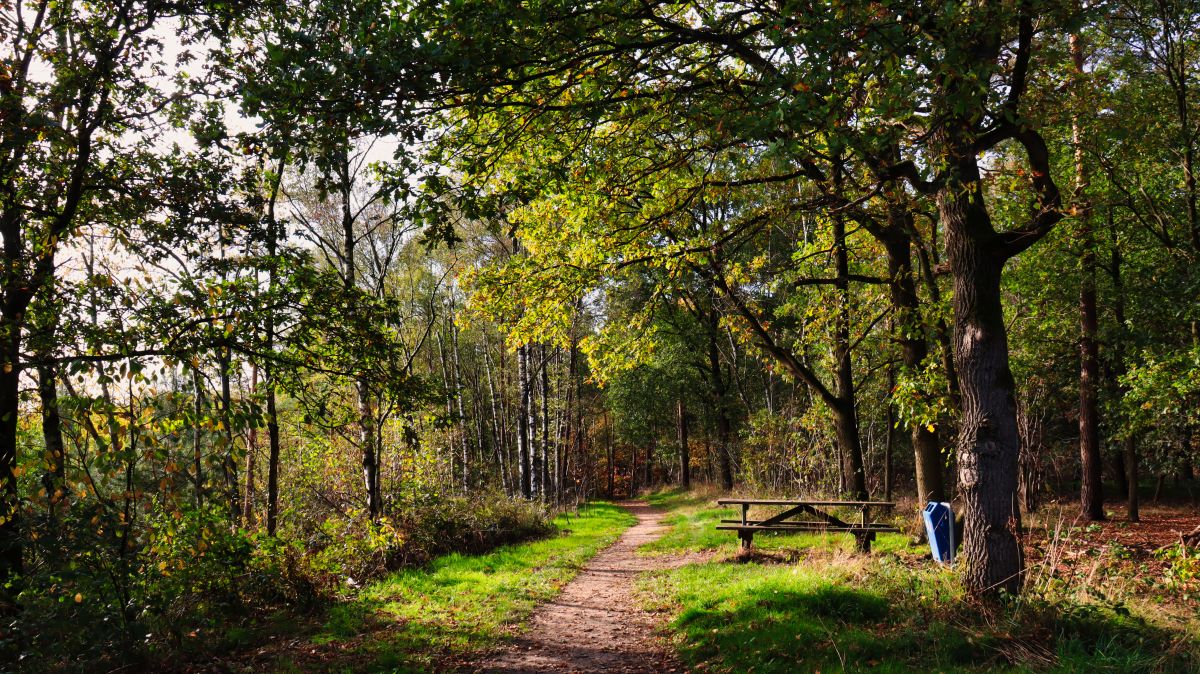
[{"x1": 716, "y1": 498, "x2": 897, "y2": 507}]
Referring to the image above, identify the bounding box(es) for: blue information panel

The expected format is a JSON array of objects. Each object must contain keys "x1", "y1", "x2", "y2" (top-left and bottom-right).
[{"x1": 922, "y1": 501, "x2": 954, "y2": 563}]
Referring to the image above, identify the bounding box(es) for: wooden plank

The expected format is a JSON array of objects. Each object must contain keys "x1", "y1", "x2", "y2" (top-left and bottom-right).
[
  {"x1": 716, "y1": 499, "x2": 897, "y2": 507},
  {"x1": 715, "y1": 525, "x2": 900, "y2": 533},
  {"x1": 717, "y1": 519, "x2": 900, "y2": 532},
  {"x1": 757, "y1": 504, "x2": 812, "y2": 527},
  {"x1": 800, "y1": 503, "x2": 853, "y2": 529}
]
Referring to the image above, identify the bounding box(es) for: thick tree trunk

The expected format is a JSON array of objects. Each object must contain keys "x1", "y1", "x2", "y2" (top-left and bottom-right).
[
  {"x1": 939, "y1": 158, "x2": 1024, "y2": 596},
  {"x1": 677, "y1": 398, "x2": 691, "y2": 489}
]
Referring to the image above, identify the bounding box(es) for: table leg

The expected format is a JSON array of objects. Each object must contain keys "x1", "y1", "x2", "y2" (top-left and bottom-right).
[{"x1": 738, "y1": 529, "x2": 754, "y2": 556}]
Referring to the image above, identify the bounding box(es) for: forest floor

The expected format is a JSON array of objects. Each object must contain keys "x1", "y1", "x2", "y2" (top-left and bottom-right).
[
  {"x1": 185, "y1": 492, "x2": 1200, "y2": 673},
  {"x1": 463, "y1": 501, "x2": 698, "y2": 673}
]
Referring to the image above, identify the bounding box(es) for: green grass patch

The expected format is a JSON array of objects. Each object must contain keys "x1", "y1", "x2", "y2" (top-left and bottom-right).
[
  {"x1": 640, "y1": 490, "x2": 1199, "y2": 673},
  {"x1": 314, "y1": 502, "x2": 635, "y2": 672}
]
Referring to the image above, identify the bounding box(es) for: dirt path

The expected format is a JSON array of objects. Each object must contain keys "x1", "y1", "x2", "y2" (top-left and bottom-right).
[{"x1": 468, "y1": 501, "x2": 683, "y2": 674}]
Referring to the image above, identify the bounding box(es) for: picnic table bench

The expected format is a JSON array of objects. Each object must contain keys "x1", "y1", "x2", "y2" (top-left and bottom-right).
[{"x1": 716, "y1": 498, "x2": 901, "y2": 554}]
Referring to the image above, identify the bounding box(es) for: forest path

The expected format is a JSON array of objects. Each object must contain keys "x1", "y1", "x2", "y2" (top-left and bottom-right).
[{"x1": 467, "y1": 501, "x2": 684, "y2": 674}]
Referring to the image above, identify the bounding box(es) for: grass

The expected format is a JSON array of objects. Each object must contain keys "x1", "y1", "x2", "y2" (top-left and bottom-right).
[
  {"x1": 299, "y1": 502, "x2": 635, "y2": 672},
  {"x1": 638, "y1": 489, "x2": 1200, "y2": 674}
]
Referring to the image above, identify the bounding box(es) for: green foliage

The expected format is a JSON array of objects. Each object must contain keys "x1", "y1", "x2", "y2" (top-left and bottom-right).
[
  {"x1": 309, "y1": 492, "x2": 554, "y2": 583},
  {"x1": 1155, "y1": 543, "x2": 1200, "y2": 598}
]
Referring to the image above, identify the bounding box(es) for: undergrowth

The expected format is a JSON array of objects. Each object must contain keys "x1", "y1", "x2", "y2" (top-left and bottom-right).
[{"x1": 9, "y1": 491, "x2": 558, "y2": 672}]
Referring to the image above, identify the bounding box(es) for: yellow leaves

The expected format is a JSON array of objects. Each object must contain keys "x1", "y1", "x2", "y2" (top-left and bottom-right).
[{"x1": 74, "y1": 593, "x2": 83, "y2": 603}]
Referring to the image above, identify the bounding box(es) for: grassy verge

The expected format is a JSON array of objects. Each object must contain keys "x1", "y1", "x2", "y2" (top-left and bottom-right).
[
  {"x1": 638, "y1": 489, "x2": 1199, "y2": 674},
  {"x1": 295, "y1": 502, "x2": 635, "y2": 672}
]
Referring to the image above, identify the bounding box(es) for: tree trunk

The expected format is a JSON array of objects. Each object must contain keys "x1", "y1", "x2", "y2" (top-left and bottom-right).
[
  {"x1": 244, "y1": 364, "x2": 258, "y2": 527},
  {"x1": 263, "y1": 152, "x2": 285, "y2": 536},
  {"x1": 0, "y1": 332, "x2": 23, "y2": 580},
  {"x1": 192, "y1": 365, "x2": 206, "y2": 507},
  {"x1": 540, "y1": 343, "x2": 551, "y2": 500},
  {"x1": 832, "y1": 209, "x2": 868, "y2": 501},
  {"x1": 449, "y1": 297, "x2": 469, "y2": 491},
  {"x1": 630, "y1": 445, "x2": 639, "y2": 497},
  {"x1": 39, "y1": 363, "x2": 66, "y2": 521},
  {"x1": 644, "y1": 432, "x2": 654, "y2": 487},
  {"x1": 1072, "y1": 33, "x2": 1104, "y2": 522},
  {"x1": 1124, "y1": 437, "x2": 1138, "y2": 519},
  {"x1": 265, "y1": 370, "x2": 282, "y2": 535},
  {"x1": 359, "y1": 381, "x2": 381, "y2": 519},
  {"x1": 605, "y1": 411, "x2": 614, "y2": 498},
  {"x1": 484, "y1": 342, "x2": 509, "y2": 495},
  {"x1": 517, "y1": 344, "x2": 532, "y2": 499},
  {"x1": 1112, "y1": 448, "x2": 1129, "y2": 503},
  {"x1": 219, "y1": 344, "x2": 241, "y2": 523},
  {"x1": 884, "y1": 364, "x2": 895, "y2": 502},
  {"x1": 882, "y1": 209, "x2": 944, "y2": 504},
  {"x1": 677, "y1": 397, "x2": 691, "y2": 489},
  {"x1": 939, "y1": 149, "x2": 1024, "y2": 596}
]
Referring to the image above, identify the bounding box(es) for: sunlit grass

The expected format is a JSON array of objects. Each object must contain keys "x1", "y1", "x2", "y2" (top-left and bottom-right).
[
  {"x1": 311, "y1": 502, "x2": 635, "y2": 672},
  {"x1": 639, "y1": 489, "x2": 1198, "y2": 674}
]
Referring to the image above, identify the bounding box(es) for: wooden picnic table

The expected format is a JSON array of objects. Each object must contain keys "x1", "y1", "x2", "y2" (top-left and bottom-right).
[{"x1": 715, "y1": 498, "x2": 900, "y2": 554}]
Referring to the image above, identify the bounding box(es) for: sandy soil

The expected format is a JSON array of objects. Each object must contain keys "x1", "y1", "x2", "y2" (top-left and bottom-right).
[{"x1": 467, "y1": 501, "x2": 685, "y2": 674}]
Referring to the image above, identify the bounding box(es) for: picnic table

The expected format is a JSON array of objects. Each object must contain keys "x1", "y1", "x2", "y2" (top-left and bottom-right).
[{"x1": 716, "y1": 498, "x2": 900, "y2": 554}]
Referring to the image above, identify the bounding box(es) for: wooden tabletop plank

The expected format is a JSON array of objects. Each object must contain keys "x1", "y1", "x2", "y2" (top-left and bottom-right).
[
  {"x1": 714, "y1": 524, "x2": 901, "y2": 533},
  {"x1": 715, "y1": 499, "x2": 897, "y2": 507}
]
